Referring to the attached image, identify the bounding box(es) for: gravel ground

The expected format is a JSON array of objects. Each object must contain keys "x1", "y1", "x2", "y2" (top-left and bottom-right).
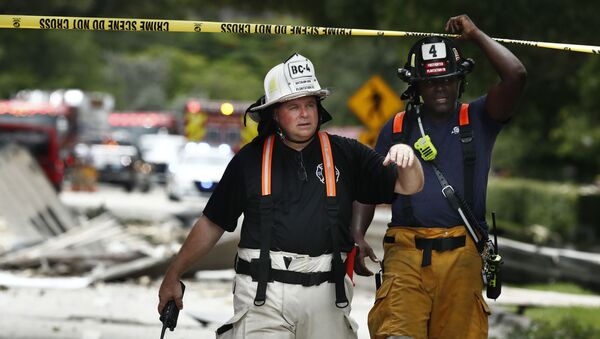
[{"x1": 0, "y1": 272, "x2": 530, "y2": 339}]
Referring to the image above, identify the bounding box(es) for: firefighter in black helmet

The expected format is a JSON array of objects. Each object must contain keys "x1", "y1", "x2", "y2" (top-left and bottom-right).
[{"x1": 353, "y1": 15, "x2": 527, "y2": 339}]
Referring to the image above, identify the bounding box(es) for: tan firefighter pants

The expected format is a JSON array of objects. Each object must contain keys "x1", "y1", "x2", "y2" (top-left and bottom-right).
[
  {"x1": 216, "y1": 248, "x2": 358, "y2": 339},
  {"x1": 368, "y1": 226, "x2": 491, "y2": 339}
]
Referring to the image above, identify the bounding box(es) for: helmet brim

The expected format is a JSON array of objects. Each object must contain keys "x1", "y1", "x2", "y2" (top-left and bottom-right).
[
  {"x1": 247, "y1": 90, "x2": 332, "y2": 123},
  {"x1": 411, "y1": 72, "x2": 464, "y2": 83},
  {"x1": 249, "y1": 89, "x2": 330, "y2": 112}
]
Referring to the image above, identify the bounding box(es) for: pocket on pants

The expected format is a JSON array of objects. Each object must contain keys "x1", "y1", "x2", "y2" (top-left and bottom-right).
[
  {"x1": 368, "y1": 276, "x2": 395, "y2": 336},
  {"x1": 467, "y1": 292, "x2": 491, "y2": 339},
  {"x1": 216, "y1": 306, "x2": 249, "y2": 338},
  {"x1": 374, "y1": 275, "x2": 394, "y2": 302}
]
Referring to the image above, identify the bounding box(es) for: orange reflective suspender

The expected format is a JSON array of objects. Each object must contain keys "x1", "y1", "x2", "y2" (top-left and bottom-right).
[
  {"x1": 393, "y1": 110, "x2": 406, "y2": 134},
  {"x1": 392, "y1": 103, "x2": 471, "y2": 138},
  {"x1": 317, "y1": 131, "x2": 336, "y2": 197},
  {"x1": 459, "y1": 103, "x2": 470, "y2": 126},
  {"x1": 261, "y1": 133, "x2": 336, "y2": 197},
  {"x1": 261, "y1": 135, "x2": 275, "y2": 196}
]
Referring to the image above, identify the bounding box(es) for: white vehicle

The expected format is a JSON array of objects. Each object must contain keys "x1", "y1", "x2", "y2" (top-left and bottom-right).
[
  {"x1": 83, "y1": 141, "x2": 140, "y2": 192},
  {"x1": 166, "y1": 142, "x2": 234, "y2": 200},
  {"x1": 138, "y1": 133, "x2": 186, "y2": 183}
]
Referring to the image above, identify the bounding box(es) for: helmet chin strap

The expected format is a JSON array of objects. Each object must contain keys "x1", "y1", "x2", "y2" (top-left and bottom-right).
[{"x1": 276, "y1": 124, "x2": 318, "y2": 144}]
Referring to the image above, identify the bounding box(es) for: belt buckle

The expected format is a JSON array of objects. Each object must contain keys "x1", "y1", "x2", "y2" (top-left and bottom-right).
[
  {"x1": 302, "y1": 272, "x2": 316, "y2": 287},
  {"x1": 302, "y1": 272, "x2": 319, "y2": 287},
  {"x1": 441, "y1": 185, "x2": 454, "y2": 198}
]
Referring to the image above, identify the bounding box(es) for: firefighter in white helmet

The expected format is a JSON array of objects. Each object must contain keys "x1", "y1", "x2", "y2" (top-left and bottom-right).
[{"x1": 158, "y1": 53, "x2": 423, "y2": 338}]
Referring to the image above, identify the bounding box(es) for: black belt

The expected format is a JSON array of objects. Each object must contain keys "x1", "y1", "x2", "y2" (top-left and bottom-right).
[
  {"x1": 235, "y1": 258, "x2": 333, "y2": 287},
  {"x1": 384, "y1": 235, "x2": 466, "y2": 267}
]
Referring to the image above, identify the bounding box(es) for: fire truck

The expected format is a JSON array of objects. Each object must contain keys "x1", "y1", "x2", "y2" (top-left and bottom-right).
[
  {"x1": 13, "y1": 89, "x2": 115, "y2": 144},
  {"x1": 183, "y1": 99, "x2": 257, "y2": 152},
  {"x1": 0, "y1": 90, "x2": 114, "y2": 190},
  {"x1": 0, "y1": 101, "x2": 70, "y2": 190},
  {"x1": 108, "y1": 111, "x2": 179, "y2": 144}
]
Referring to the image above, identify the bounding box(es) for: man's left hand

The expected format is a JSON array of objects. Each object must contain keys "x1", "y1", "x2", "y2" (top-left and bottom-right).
[{"x1": 383, "y1": 143, "x2": 415, "y2": 168}]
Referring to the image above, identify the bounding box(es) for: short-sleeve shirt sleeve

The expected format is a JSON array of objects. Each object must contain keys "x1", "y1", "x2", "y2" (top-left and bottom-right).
[
  {"x1": 202, "y1": 153, "x2": 245, "y2": 232},
  {"x1": 341, "y1": 137, "x2": 397, "y2": 204}
]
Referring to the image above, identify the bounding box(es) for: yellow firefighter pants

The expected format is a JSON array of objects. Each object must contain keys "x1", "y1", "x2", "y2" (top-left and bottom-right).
[{"x1": 368, "y1": 226, "x2": 490, "y2": 339}]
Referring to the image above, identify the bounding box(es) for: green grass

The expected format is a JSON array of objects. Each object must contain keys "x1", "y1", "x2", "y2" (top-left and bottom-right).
[
  {"x1": 504, "y1": 283, "x2": 600, "y2": 338},
  {"x1": 518, "y1": 282, "x2": 596, "y2": 295},
  {"x1": 525, "y1": 307, "x2": 600, "y2": 330}
]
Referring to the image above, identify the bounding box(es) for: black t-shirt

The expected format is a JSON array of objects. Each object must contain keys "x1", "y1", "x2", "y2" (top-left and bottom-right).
[{"x1": 203, "y1": 133, "x2": 397, "y2": 256}]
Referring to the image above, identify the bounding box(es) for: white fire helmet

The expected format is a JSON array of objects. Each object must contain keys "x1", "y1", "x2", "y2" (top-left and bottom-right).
[{"x1": 248, "y1": 53, "x2": 330, "y2": 122}]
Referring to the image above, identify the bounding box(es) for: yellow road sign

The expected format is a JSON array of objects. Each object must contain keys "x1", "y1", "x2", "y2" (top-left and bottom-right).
[
  {"x1": 347, "y1": 75, "x2": 404, "y2": 131},
  {"x1": 358, "y1": 128, "x2": 380, "y2": 147}
]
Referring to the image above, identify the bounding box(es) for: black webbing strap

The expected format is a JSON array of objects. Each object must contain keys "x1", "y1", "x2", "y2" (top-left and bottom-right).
[
  {"x1": 326, "y1": 196, "x2": 349, "y2": 308},
  {"x1": 318, "y1": 132, "x2": 348, "y2": 308},
  {"x1": 458, "y1": 104, "x2": 475, "y2": 207},
  {"x1": 236, "y1": 258, "x2": 333, "y2": 286},
  {"x1": 391, "y1": 108, "x2": 418, "y2": 225},
  {"x1": 254, "y1": 195, "x2": 273, "y2": 306},
  {"x1": 430, "y1": 161, "x2": 487, "y2": 252},
  {"x1": 415, "y1": 236, "x2": 466, "y2": 266},
  {"x1": 392, "y1": 103, "x2": 476, "y2": 224},
  {"x1": 254, "y1": 135, "x2": 274, "y2": 306}
]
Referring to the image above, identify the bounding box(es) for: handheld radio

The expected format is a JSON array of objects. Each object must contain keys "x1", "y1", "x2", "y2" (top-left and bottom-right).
[{"x1": 159, "y1": 281, "x2": 185, "y2": 339}]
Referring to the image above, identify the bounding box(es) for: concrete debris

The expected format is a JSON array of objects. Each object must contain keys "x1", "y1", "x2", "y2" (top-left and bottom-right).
[{"x1": 0, "y1": 213, "x2": 207, "y2": 288}]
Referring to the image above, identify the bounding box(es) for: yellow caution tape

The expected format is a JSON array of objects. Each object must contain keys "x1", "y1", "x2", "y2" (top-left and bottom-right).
[{"x1": 1, "y1": 14, "x2": 598, "y2": 55}]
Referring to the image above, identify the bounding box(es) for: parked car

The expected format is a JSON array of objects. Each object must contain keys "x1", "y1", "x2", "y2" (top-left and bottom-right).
[
  {"x1": 138, "y1": 133, "x2": 186, "y2": 184},
  {"x1": 78, "y1": 140, "x2": 150, "y2": 192},
  {"x1": 166, "y1": 142, "x2": 234, "y2": 200}
]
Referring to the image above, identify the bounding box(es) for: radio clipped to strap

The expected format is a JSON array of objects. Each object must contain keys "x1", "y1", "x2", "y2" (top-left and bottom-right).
[
  {"x1": 394, "y1": 104, "x2": 437, "y2": 162},
  {"x1": 414, "y1": 135, "x2": 437, "y2": 161}
]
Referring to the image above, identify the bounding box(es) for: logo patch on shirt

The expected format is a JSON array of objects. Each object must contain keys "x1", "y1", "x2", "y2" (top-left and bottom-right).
[
  {"x1": 315, "y1": 163, "x2": 340, "y2": 184},
  {"x1": 451, "y1": 126, "x2": 459, "y2": 135}
]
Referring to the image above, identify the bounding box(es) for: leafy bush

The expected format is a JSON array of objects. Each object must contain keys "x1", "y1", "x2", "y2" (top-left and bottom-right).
[{"x1": 487, "y1": 177, "x2": 600, "y2": 246}]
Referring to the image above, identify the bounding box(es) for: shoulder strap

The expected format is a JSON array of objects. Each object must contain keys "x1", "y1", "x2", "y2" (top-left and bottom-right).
[
  {"x1": 392, "y1": 111, "x2": 407, "y2": 144},
  {"x1": 317, "y1": 132, "x2": 348, "y2": 308},
  {"x1": 254, "y1": 135, "x2": 275, "y2": 306},
  {"x1": 261, "y1": 135, "x2": 275, "y2": 196},
  {"x1": 458, "y1": 103, "x2": 475, "y2": 207},
  {"x1": 390, "y1": 111, "x2": 419, "y2": 225},
  {"x1": 317, "y1": 132, "x2": 336, "y2": 197}
]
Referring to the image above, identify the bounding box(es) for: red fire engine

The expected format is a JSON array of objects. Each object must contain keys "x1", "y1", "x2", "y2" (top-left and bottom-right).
[
  {"x1": 0, "y1": 100, "x2": 70, "y2": 190},
  {"x1": 183, "y1": 99, "x2": 257, "y2": 152}
]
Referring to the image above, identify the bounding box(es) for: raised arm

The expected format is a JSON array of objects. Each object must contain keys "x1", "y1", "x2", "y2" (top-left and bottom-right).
[
  {"x1": 157, "y1": 215, "x2": 225, "y2": 313},
  {"x1": 446, "y1": 14, "x2": 527, "y2": 122}
]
